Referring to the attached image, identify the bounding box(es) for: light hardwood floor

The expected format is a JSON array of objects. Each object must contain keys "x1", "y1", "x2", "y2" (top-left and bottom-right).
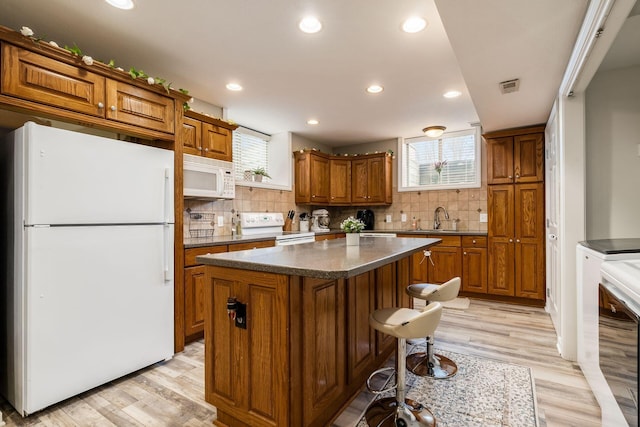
[{"x1": 1, "y1": 299, "x2": 601, "y2": 426}]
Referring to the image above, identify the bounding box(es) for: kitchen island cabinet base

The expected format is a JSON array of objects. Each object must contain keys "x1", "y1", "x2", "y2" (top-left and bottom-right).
[{"x1": 204, "y1": 261, "x2": 412, "y2": 427}]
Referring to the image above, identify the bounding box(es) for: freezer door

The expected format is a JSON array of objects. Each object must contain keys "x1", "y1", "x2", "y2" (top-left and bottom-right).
[
  {"x1": 19, "y1": 123, "x2": 174, "y2": 225},
  {"x1": 21, "y1": 225, "x2": 174, "y2": 415}
]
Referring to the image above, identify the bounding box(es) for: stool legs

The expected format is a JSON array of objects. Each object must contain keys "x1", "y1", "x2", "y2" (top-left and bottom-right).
[
  {"x1": 406, "y1": 335, "x2": 457, "y2": 379},
  {"x1": 365, "y1": 338, "x2": 436, "y2": 427}
]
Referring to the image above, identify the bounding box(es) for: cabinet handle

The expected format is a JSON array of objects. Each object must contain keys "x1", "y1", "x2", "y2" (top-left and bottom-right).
[
  {"x1": 509, "y1": 238, "x2": 513, "y2": 243},
  {"x1": 312, "y1": 194, "x2": 315, "y2": 198},
  {"x1": 204, "y1": 148, "x2": 209, "y2": 152},
  {"x1": 472, "y1": 239, "x2": 476, "y2": 244},
  {"x1": 516, "y1": 239, "x2": 521, "y2": 243},
  {"x1": 508, "y1": 175, "x2": 513, "y2": 179},
  {"x1": 97, "y1": 102, "x2": 104, "y2": 109},
  {"x1": 463, "y1": 252, "x2": 467, "y2": 255},
  {"x1": 197, "y1": 146, "x2": 202, "y2": 150},
  {"x1": 515, "y1": 173, "x2": 520, "y2": 179},
  {"x1": 110, "y1": 105, "x2": 116, "y2": 112}
]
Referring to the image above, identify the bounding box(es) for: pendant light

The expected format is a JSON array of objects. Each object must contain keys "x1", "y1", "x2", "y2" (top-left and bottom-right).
[{"x1": 422, "y1": 126, "x2": 446, "y2": 138}]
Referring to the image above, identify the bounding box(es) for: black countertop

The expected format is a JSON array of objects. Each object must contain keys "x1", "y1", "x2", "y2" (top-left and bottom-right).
[
  {"x1": 579, "y1": 238, "x2": 640, "y2": 255},
  {"x1": 196, "y1": 237, "x2": 441, "y2": 279}
]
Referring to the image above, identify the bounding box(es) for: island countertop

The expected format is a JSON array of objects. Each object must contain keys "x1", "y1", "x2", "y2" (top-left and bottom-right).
[{"x1": 196, "y1": 236, "x2": 441, "y2": 279}]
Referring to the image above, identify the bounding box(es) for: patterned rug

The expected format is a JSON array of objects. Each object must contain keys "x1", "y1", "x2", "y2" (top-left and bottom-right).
[{"x1": 357, "y1": 348, "x2": 538, "y2": 427}]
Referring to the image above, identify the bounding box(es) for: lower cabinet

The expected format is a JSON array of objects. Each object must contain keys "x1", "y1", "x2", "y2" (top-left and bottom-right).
[
  {"x1": 462, "y1": 236, "x2": 488, "y2": 293},
  {"x1": 182, "y1": 239, "x2": 275, "y2": 344}
]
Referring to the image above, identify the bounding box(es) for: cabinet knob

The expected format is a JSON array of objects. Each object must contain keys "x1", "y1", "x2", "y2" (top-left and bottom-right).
[
  {"x1": 312, "y1": 194, "x2": 315, "y2": 198},
  {"x1": 204, "y1": 148, "x2": 209, "y2": 152},
  {"x1": 97, "y1": 102, "x2": 104, "y2": 109},
  {"x1": 516, "y1": 239, "x2": 521, "y2": 243},
  {"x1": 463, "y1": 252, "x2": 467, "y2": 255},
  {"x1": 515, "y1": 173, "x2": 520, "y2": 179},
  {"x1": 472, "y1": 239, "x2": 476, "y2": 244},
  {"x1": 197, "y1": 146, "x2": 202, "y2": 150},
  {"x1": 110, "y1": 105, "x2": 116, "y2": 112},
  {"x1": 508, "y1": 175, "x2": 513, "y2": 179},
  {"x1": 509, "y1": 238, "x2": 513, "y2": 243}
]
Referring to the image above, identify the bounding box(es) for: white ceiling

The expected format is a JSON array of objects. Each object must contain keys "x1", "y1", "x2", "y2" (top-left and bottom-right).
[{"x1": 0, "y1": 0, "x2": 590, "y2": 146}]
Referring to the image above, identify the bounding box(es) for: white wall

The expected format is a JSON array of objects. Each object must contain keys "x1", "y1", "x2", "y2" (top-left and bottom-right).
[{"x1": 585, "y1": 64, "x2": 640, "y2": 239}]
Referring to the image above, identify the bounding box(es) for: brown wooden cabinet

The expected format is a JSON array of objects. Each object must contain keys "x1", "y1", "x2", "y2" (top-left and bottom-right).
[
  {"x1": 462, "y1": 236, "x2": 488, "y2": 293},
  {"x1": 488, "y1": 182, "x2": 545, "y2": 300},
  {"x1": 294, "y1": 150, "x2": 330, "y2": 204},
  {"x1": 182, "y1": 110, "x2": 237, "y2": 161},
  {"x1": 294, "y1": 151, "x2": 392, "y2": 206},
  {"x1": 1, "y1": 43, "x2": 179, "y2": 137},
  {"x1": 486, "y1": 126, "x2": 545, "y2": 185},
  {"x1": 329, "y1": 158, "x2": 351, "y2": 204},
  {"x1": 351, "y1": 154, "x2": 392, "y2": 205}
]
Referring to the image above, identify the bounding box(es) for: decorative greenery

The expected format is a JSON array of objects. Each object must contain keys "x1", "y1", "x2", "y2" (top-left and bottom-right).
[
  {"x1": 434, "y1": 159, "x2": 448, "y2": 174},
  {"x1": 340, "y1": 216, "x2": 365, "y2": 233},
  {"x1": 252, "y1": 167, "x2": 271, "y2": 178}
]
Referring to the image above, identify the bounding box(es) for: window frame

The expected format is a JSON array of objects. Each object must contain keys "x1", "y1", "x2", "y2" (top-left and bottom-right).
[{"x1": 397, "y1": 127, "x2": 481, "y2": 192}]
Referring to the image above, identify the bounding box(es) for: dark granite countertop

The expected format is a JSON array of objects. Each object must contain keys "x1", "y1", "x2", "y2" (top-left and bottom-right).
[
  {"x1": 196, "y1": 237, "x2": 441, "y2": 279},
  {"x1": 184, "y1": 229, "x2": 486, "y2": 248}
]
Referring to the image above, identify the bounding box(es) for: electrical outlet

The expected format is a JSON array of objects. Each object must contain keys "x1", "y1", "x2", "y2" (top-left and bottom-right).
[
  {"x1": 479, "y1": 213, "x2": 488, "y2": 223},
  {"x1": 218, "y1": 215, "x2": 224, "y2": 227},
  {"x1": 386, "y1": 214, "x2": 392, "y2": 222},
  {"x1": 401, "y1": 213, "x2": 407, "y2": 222}
]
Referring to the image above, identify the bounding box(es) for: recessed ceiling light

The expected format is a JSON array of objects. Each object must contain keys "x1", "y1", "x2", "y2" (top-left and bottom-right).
[
  {"x1": 366, "y1": 85, "x2": 384, "y2": 94},
  {"x1": 299, "y1": 16, "x2": 322, "y2": 34},
  {"x1": 307, "y1": 119, "x2": 319, "y2": 125},
  {"x1": 226, "y1": 83, "x2": 243, "y2": 91},
  {"x1": 443, "y1": 90, "x2": 462, "y2": 98},
  {"x1": 105, "y1": 0, "x2": 134, "y2": 10},
  {"x1": 402, "y1": 16, "x2": 427, "y2": 33}
]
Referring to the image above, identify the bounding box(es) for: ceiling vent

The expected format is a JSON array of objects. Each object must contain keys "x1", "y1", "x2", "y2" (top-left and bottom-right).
[{"x1": 499, "y1": 79, "x2": 520, "y2": 94}]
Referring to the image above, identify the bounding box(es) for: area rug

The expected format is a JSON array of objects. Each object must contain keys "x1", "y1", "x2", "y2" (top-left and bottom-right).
[
  {"x1": 441, "y1": 297, "x2": 470, "y2": 310},
  {"x1": 357, "y1": 348, "x2": 538, "y2": 427}
]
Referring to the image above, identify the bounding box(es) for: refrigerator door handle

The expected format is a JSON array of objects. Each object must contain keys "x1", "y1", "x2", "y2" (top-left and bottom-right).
[
  {"x1": 164, "y1": 168, "x2": 171, "y2": 223},
  {"x1": 163, "y1": 223, "x2": 173, "y2": 282}
]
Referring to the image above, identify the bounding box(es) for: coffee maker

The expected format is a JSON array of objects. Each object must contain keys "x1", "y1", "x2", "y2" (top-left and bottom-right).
[
  {"x1": 311, "y1": 209, "x2": 330, "y2": 232},
  {"x1": 356, "y1": 209, "x2": 374, "y2": 230}
]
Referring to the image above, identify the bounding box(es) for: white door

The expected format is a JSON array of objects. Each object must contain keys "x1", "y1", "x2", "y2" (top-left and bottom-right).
[
  {"x1": 21, "y1": 122, "x2": 174, "y2": 225},
  {"x1": 545, "y1": 103, "x2": 561, "y2": 337},
  {"x1": 23, "y1": 224, "x2": 174, "y2": 415}
]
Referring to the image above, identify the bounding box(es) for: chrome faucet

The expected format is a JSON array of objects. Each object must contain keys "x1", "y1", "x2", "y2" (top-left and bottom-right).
[{"x1": 434, "y1": 206, "x2": 449, "y2": 230}]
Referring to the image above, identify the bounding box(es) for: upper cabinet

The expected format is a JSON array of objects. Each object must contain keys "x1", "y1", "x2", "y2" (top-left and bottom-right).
[
  {"x1": 182, "y1": 110, "x2": 238, "y2": 162},
  {"x1": 294, "y1": 151, "x2": 392, "y2": 206},
  {"x1": 0, "y1": 28, "x2": 189, "y2": 142},
  {"x1": 294, "y1": 150, "x2": 330, "y2": 204},
  {"x1": 485, "y1": 125, "x2": 545, "y2": 184}
]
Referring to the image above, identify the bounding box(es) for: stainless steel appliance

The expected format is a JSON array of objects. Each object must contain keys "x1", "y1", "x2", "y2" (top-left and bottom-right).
[
  {"x1": 357, "y1": 209, "x2": 374, "y2": 230},
  {"x1": 311, "y1": 209, "x2": 330, "y2": 232},
  {"x1": 600, "y1": 259, "x2": 640, "y2": 427},
  {"x1": 183, "y1": 153, "x2": 235, "y2": 199}
]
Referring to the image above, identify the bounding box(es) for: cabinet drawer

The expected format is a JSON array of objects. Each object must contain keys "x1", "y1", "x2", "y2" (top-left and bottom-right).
[
  {"x1": 185, "y1": 245, "x2": 227, "y2": 266},
  {"x1": 427, "y1": 235, "x2": 461, "y2": 247},
  {"x1": 462, "y1": 236, "x2": 487, "y2": 247},
  {"x1": 228, "y1": 240, "x2": 275, "y2": 251}
]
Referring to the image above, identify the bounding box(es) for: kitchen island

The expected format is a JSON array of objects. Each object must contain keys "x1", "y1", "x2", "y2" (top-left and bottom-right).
[{"x1": 197, "y1": 236, "x2": 440, "y2": 427}]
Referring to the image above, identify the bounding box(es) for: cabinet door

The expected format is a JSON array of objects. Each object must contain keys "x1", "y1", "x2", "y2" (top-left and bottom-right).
[
  {"x1": 228, "y1": 240, "x2": 275, "y2": 251},
  {"x1": 294, "y1": 152, "x2": 312, "y2": 203},
  {"x1": 427, "y1": 246, "x2": 462, "y2": 284},
  {"x1": 488, "y1": 238, "x2": 515, "y2": 295},
  {"x1": 488, "y1": 185, "x2": 514, "y2": 239},
  {"x1": 367, "y1": 157, "x2": 386, "y2": 203},
  {"x1": 329, "y1": 158, "x2": 351, "y2": 204},
  {"x1": 182, "y1": 116, "x2": 202, "y2": 156},
  {"x1": 375, "y1": 263, "x2": 397, "y2": 356},
  {"x1": 462, "y1": 248, "x2": 487, "y2": 293},
  {"x1": 351, "y1": 158, "x2": 369, "y2": 203},
  {"x1": 309, "y1": 153, "x2": 330, "y2": 203},
  {"x1": 347, "y1": 272, "x2": 375, "y2": 385},
  {"x1": 514, "y1": 133, "x2": 544, "y2": 183},
  {"x1": 515, "y1": 183, "x2": 545, "y2": 299},
  {"x1": 409, "y1": 251, "x2": 429, "y2": 284},
  {"x1": 184, "y1": 265, "x2": 206, "y2": 338},
  {"x1": 202, "y1": 122, "x2": 232, "y2": 162},
  {"x1": 2, "y1": 44, "x2": 106, "y2": 117},
  {"x1": 487, "y1": 136, "x2": 514, "y2": 184},
  {"x1": 105, "y1": 79, "x2": 175, "y2": 134}
]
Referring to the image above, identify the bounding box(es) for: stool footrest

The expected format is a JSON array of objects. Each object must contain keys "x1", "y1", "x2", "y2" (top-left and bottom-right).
[{"x1": 366, "y1": 367, "x2": 397, "y2": 395}]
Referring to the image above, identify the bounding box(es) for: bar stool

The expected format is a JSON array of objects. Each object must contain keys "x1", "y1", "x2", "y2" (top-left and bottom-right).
[
  {"x1": 405, "y1": 277, "x2": 461, "y2": 379},
  {"x1": 365, "y1": 302, "x2": 442, "y2": 427}
]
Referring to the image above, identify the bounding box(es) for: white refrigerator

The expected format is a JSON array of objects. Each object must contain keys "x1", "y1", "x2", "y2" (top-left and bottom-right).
[{"x1": 0, "y1": 122, "x2": 175, "y2": 416}]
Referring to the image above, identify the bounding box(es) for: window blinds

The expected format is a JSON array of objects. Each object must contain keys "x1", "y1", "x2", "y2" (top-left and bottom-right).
[{"x1": 232, "y1": 127, "x2": 271, "y2": 181}]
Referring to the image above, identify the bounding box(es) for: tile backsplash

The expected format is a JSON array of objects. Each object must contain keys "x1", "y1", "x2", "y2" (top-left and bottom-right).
[{"x1": 183, "y1": 184, "x2": 487, "y2": 239}]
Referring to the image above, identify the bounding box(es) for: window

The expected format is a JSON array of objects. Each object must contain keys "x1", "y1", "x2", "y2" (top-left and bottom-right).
[
  {"x1": 232, "y1": 127, "x2": 292, "y2": 190},
  {"x1": 398, "y1": 127, "x2": 481, "y2": 191}
]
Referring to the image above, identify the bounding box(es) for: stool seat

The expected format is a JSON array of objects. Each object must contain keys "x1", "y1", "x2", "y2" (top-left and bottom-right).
[
  {"x1": 407, "y1": 277, "x2": 461, "y2": 302},
  {"x1": 369, "y1": 304, "x2": 442, "y2": 340}
]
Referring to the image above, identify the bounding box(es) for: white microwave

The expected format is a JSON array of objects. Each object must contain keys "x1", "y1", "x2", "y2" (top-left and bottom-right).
[{"x1": 183, "y1": 154, "x2": 235, "y2": 199}]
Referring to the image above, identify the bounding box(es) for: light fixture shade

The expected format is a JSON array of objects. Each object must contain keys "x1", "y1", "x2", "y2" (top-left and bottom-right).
[{"x1": 423, "y1": 125, "x2": 446, "y2": 138}]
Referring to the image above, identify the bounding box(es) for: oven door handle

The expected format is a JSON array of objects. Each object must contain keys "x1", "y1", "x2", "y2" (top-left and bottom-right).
[{"x1": 601, "y1": 281, "x2": 640, "y2": 322}]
